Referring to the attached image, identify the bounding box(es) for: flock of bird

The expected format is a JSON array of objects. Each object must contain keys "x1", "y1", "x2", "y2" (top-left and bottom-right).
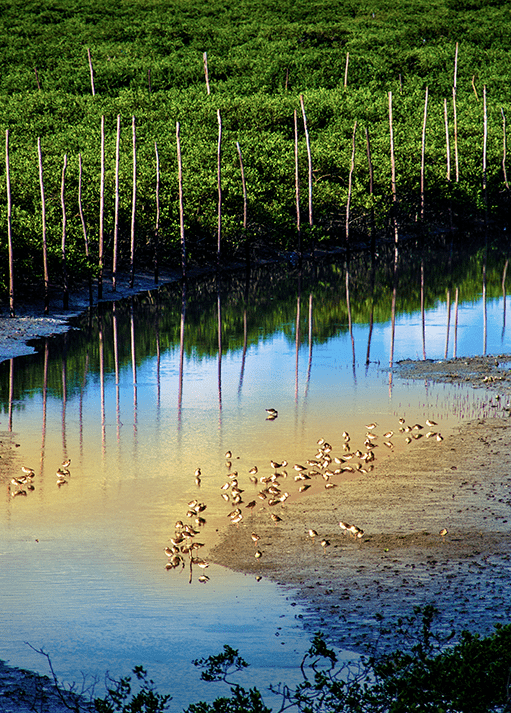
[
  {"x1": 164, "y1": 494, "x2": 210, "y2": 583},
  {"x1": 8, "y1": 458, "x2": 72, "y2": 498},
  {"x1": 164, "y1": 411, "x2": 446, "y2": 583}
]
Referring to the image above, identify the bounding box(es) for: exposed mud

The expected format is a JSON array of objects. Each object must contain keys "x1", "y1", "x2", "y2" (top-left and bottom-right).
[{"x1": 210, "y1": 362, "x2": 511, "y2": 656}]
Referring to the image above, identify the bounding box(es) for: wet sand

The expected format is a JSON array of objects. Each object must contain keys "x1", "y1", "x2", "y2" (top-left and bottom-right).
[{"x1": 210, "y1": 359, "x2": 511, "y2": 654}]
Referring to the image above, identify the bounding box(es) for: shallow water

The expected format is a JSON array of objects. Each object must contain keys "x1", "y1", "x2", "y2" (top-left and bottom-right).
[{"x1": 1, "y1": 243, "x2": 510, "y2": 709}]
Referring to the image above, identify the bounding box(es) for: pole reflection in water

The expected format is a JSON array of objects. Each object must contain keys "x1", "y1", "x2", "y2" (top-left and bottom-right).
[
  {"x1": 8, "y1": 357, "x2": 13, "y2": 431},
  {"x1": 113, "y1": 303, "x2": 121, "y2": 441},
  {"x1": 295, "y1": 273, "x2": 301, "y2": 403},
  {"x1": 177, "y1": 281, "x2": 186, "y2": 429},
  {"x1": 444, "y1": 288, "x2": 451, "y2": 359},
  {"x1": 421, "y1": 261, "x2": 426, "y2": 360},
  {"x1": 99, "y1": 313, "x2": 106, "y2": 454},
  {"x1": 131, "y1": 300, "x2": 137, "y2": 434},
  {"x1": 62, "y1": 343, "x2": 69, "y2": 461},
  {"x1": 155, "y1": 301, "x2": 161, "y2": 411},
  {"x1": 1, "y1": 244, "x2": 511, "y2": 704},
  {"x1": 238, "y1": 271, "x2": 249, "y2": 398},
  {"x1": 365, "y1": 261, "x2": 375, "y2": 368},
  {"x1": 346, "y1": 262, "x2": 355, "y2": 368},
  {"x1": 453, "y1": 287, "x2": 459, "y2": 359},
  {"x1": 388, "y1": 247, "x2": 398, "y2": 392},
  {"x1": 41, "y1": 340, "x2": 49, "y2": 475},
  {"x1": 483, "y1": 255, "x2": 487, "y2": 356},
  {"x1": 502, "y1": 259, "x2": 508, "y2": 342},
  {"x1": 217, "y1": 275, "x2": 222, "y2": 415},
  {"x1": 305, "y1": 293, "x2": 313, "y2": 396}
]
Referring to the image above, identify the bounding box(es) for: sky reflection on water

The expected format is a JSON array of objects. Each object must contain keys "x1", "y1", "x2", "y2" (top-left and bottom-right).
[{"x1": 1, "y1": 244, "x2": 510, "y2": 708}]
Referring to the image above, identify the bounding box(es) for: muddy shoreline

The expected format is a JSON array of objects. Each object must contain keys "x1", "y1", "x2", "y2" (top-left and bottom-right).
[{"x1": 210, "y1": 393, "x2": 511, "y2": 655}]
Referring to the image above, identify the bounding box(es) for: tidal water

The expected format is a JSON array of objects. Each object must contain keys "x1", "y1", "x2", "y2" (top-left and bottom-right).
[{"x1": 1, "y1": 241, "x2": 510, "y2": 710}]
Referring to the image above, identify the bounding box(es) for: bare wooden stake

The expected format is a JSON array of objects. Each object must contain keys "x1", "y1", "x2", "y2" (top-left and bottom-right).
[
  {"x1": 346, "y1": 120, "x2": 357, "y2": 243},
  {"x1": 154, "y1": 141, "x2": 160, "y2": 284},
  {"x1": 344, "y1": 52, "x2": 349, "y2": 88},
  {"x1": 176, "y1": 122, "x2": 186, "y2": 278},
  {"x1": 235, "y1": 140, "x2": 249, "y2": 264},
  {"x1": 299, "y1": 94, "x2": 314, "y2": 253},
  {"x1": 34, "y1": 67, "x2": 41, "y2": 91},
  {"x1": 420, "y1": 87, "x2": 429, "y2": 221},
  {"x1": 389, "y1": 91, "x2": 398, "y2": 248},
  {"x1": 471, "y1": 76, "x2": 479, "y2": 101},
  {"x1": 98, "y1": 115, "x2": 105, "y2": 299},
  {"x1": 61, "y1": 153, "x2": 68, "y2": 309},
  {"x1": 5, "y1": 129, "x2": 14, "y2": 316},
  {"x1": 483, "y1": 85, "x2": 488, "y2": 217},
  {"x1": 365, "y1": 126, "x2": 375, "y2": 251},
  {"x1": 203, "y1": 52, "x2": 211, "y2": 95},
  {"x1": 502, "y1": 108, "x2": 509, "y2": 191},
  {"x1": 78, "y1": 153, "x2": 92, "y2": 306},
  {"x1": 453, "y1": 41, "x2": 458, "y2": 91},
  {"x1": 389, "y1": 91, "x2": 396, "y2": 204},
  {"x1": 235, "y1": 141, "x2": 247, "y2": 230},
  {"x1": 452, "y1": 42, "x2": 459, "y2": 182},
  {"x1": 217, "y1": 108, "x2": 222, "y2": 267},
  {"x1": 444, "y1": 98, "x2": 451, "y2": 182},
  {"x1": 113, "y1": 115, "x2": 120, "y2": 291},
  {"x1": 78, "y1": 153, "x2": 89, "y2": 258},
  {"x1": 294, "y1": 109, "x2": 301, "y2": 256},
  {"x1": 37, "y1": 137, "x2": 49, "y2": 314},
  {"x1": 130, "y1": 115, "x2": 137, "y2": 289},
  {"x1": 87, "y1": 47, "x2": 96, "y2": 96}
]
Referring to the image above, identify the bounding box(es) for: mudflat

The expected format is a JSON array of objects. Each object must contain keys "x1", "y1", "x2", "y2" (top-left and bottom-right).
[{"x1": 210, "y1": 357, "x2": 511, "y2": 654}]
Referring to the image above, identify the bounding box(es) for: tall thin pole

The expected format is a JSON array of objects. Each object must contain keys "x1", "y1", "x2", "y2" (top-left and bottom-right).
[
  {"x1": 37, "y1": 137, "x2": 49, "y2": 315},
  {"x1": 98, "y1": 115, "x2": 105, "y2": 298},
  {"x1": 61, "y1": 153, "x2": 68, "y2": 309},
  {"x1": 444, "y1": 98, "x2": 451, "y2": 182},
  {"x1": 203, "y1": 52, "x2": 211, "y2": 95},
  {"x1": 154, "y1": 141, "x2": 160, "y2": 284},
  {"x1": 483, "y1": 84, "x2": 488, "y2": 220},
  {"x1": 299, "y1": 95, "x2": 313, "y2": 229},
  {"x1": 176, "y1": 122, "x2": 186, "y2": 278},
  {"x1": 502, "y1": 108, "x2": 509, "y2": 191},
  {"x1": 113, "y1": 114, "x2": 120, "y2": 291},
  {"x1": 453, "y1": 39, "x2": 459, "y2": 183},
  {"x1": 217, "y1": 108, "x2": 222, "y2": 268},
  {"x1": 235, "y1": 141, "x2": 247, "y2": 230},
  {"x1": 87, "y1": 48, "x2": 96, "y2": 96},
  {"x1": 235, "y1": 140, "x2": 248, "y2": 264},
  {"x1": 389, "y1": 91, "x2": 398, "y2": 249},
  {"x1": 78, "y1": 153, "x2": 92, "y2": 306},
  {"x1": 129, "y1": 115, "x2": 136, "y2": 289},
  {"x1": 365, "y1": 127, "x2": 375, "y2": 252},
  {"x1": 346, "y1": 120, "x2": 357, "y2": 243},
  {"x1": 344, "y1": 52, "x2": 349, "y2": 88},
  {"x1": 294, "y1": 109, "x2": 301, "y2": 256},
  {"x1": 420, "y1": 87, "x2": 429, "y2": 221},
  {"x1": 6, "y1": 129, "x2": 14, "y2": 317}
]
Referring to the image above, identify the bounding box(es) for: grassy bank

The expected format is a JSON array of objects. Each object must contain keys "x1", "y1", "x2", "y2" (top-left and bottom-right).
[{"x1": 0, "y1": 0, "x2": 510, "y2": 300}]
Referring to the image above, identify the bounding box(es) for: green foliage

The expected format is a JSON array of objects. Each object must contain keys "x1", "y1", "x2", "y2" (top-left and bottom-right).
[
  {"x1": 94, "y1": 665, "x2": 171, "y2": 713},
  {"x1": 192, "y1": 645, "x2": 249, "y2": 683},
  {"x1": 1, "y1": 0, "x2": 510, "y2": 301},
  {"x1": 184, "y1": 607, "x2": 511, "y2": 712}
]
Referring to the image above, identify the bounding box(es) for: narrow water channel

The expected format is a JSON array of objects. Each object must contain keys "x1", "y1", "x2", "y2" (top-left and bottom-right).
[{"x1": 1, "y1": 241, "x2": 510, "y2": 709}]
